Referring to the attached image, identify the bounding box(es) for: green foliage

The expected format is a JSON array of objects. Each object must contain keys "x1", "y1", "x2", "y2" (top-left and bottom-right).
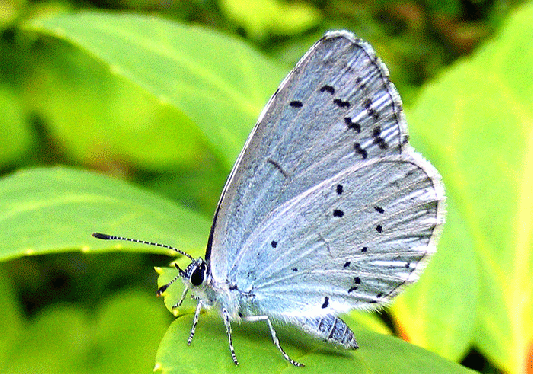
[
  {"x1": 155, "y1": 314, "x2": 475, "y2": 373},
  {"x1": 1, "y1": 284, "x2": 170, "y2": 374},
  {"x1": 0, "y1": 167, "x2": 210, "y2": 261},
  {"x1": 0, "y1": 1, "x2": 531, "y2": 373},
  {"x1": 155, "y1": 268, "x2": 474, "y2": 373},
  {"x1": 0, "y1": 86, "x2": 34, "y2": 168},
  {"x1": 404, "y1": 4, "x2": 533, "y2": 372},
  {"x1": 26, "y1": 12, "x2": 285, "y2": 169},
  {"x1": 219, "y1": 0, "x2": 322, "y2": 40}
]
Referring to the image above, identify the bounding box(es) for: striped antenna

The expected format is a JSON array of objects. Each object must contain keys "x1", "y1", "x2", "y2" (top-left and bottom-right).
[{"x1": 92, "y1": 233, "x2": 194, "y2": 260}]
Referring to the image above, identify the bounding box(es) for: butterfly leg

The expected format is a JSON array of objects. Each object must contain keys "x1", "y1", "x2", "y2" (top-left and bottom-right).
[
  {"x1": 222, "y1": 308, "x2": 239, "y2": 365},
  {"x1": 245, "y1": 316, "x2": 304, "y2": 367},
  {"x1": 172, "y1": 286, "x2": 189, "y2": 309},
  {"x1": 156, "y1": 275, "x2": 178, "y2": 296},
  {"x1": 188, "y1": 300, "x2": 202, "y2": 345}
]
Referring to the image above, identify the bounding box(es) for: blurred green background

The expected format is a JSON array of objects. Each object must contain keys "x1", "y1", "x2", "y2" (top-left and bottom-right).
[{"x1": 1, "y1": 0, "x2": 532, "y2": 373}]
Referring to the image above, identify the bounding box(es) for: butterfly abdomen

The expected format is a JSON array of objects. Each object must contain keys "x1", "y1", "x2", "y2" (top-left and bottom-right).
[{"x1": 296, "y1": 314, "x2": 358, "y2": 349}]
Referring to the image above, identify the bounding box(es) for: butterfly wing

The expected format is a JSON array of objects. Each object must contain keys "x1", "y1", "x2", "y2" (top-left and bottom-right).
[
  {"x1": 206, "y1": 30, "x2": 444, "y2": 314},
  {"x1": 233, "y1": 153, "x2": 444, "y2": 318}
]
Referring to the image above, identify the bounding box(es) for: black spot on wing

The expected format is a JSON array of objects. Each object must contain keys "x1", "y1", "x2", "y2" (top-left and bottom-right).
[
  {"x1": 271, "y1": 240, "x2": 278, "y2": 248},
  {"x1": 376, "y1": 225, "x2": 383, "y2": 233},
  {"x1": 361, "y1": 99, "x2": 379, "y2": 120},
  {"x1": 374, "y1": 206, "x2": 384, "y2": 214},
  {"x1": 333, "y1": 209, "x2": 344, "y2": 217},
  {"x1": 290, "y1": 100, "x2": 303, "y2": 108},
  {"x1": 321, "y1": 297, "x2": 329, "y2": 309},
  {"x1": 375, "y1": 138, "x2": 389, "y2": 149},
  {"x1": 355, "y1": 77, "x2": 366, "y2": 90},
  {"x1": 354, "y1": 143, "x2": 367, "y2": 159},
  {"x1": 349, "y1": 277, "x2": 361, "y2": 293},
  {"x1": 333, "y1": 98, "x2": 351, "y2": 109},
  {"x1": 320, "y1": 85, "x2": 335, "y2": 94},
  {"x1": 344, "y1": 117, "x2": 361, "y2": 133},
  {"x1": 372, "y1": 126, "x2": 388, "y2": 149}
]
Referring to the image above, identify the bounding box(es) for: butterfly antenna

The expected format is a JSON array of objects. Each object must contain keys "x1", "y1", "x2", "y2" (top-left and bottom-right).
[{"x1": 92, "y1": 233, "x2": 194, "y2": 260}]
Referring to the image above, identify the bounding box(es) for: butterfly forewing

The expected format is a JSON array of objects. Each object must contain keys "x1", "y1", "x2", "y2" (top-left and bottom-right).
[{"x1": 208, "y1": 31, "x2": 416, "y2": 284}]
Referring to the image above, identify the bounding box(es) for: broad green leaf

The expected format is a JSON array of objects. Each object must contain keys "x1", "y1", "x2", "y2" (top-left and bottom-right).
[
  {"x1": 0, "y1": 289, "x2": 169, "y2": 374},
  {"x1": 404, "y1": 3, "x2": 533, "y2": 373},
  {"x1": 219, "y1": 0, "x2": 321, "y2": 40},
  {"x1": 348, "y1": 309, "x2": 391, "y2": 337},
  {"x1": 425, "y1": 0, "x2": 462, "y2": 16},
  {"x1": 0, "y1": 167, "x2": 210, "y2": 262},
  {"x1": 155, "y1": 269, "x2": 471, "y2": 373},
  {"x1": 0, "y1": 85, "x2": 34, "y2": 167},
  {"x1": 154, "y1": 308, "x2": 474, "y2": 373},
  {"x1": 0, "y1": 0, "x2": 25, "y2": 28},
  {"x1": 25, "y1": 40, "x2": 207, "y2": 170},
  {"x1": 25, "y1": 12, "x2": 285, "y2": 169},
  {"x1": 0, "y1": 268, "x2": 25, "y2": 366}
]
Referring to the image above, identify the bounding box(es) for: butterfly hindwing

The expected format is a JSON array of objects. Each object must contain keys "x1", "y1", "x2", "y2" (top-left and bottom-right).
[{"x1": 230, "y1": 153, "x2": 443, "y2": 318}]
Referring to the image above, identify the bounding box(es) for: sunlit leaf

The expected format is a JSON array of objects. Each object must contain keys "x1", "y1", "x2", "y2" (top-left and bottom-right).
[
  {"x1": 0, "y1": 167, "x2": 210, "y2": 261},
  {"x1": 25, "y1": 12, "x2": 285, "y2": 169},
  {"x1": 220, "y1": 0, "x2": 321, "y2": 40},
  {"x1": 0, "y1": 85, "x2": 34, "y2": 167},
  {"x1": 400, "y1": 3, "x2": 533, "y2": 373},
  {"x1": 0, "y1": 289, "x2": 169, "y2": 374},
  {"x1": 155, "y1": 268, "x2": 474, "y2": 373}
]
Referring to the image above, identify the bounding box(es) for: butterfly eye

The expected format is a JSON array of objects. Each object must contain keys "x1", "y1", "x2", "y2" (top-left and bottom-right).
[{"x1": 190, "y1": 263, "x2": 206, "y2": 286}]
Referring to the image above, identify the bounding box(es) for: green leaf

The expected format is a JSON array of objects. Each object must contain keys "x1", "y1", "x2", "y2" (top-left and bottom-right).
[
  {"x1": 404, "y1": 3, "x2": 533, "y2": 373},
  {"x1": 0, "y1": 268, "x2": 24, "y2": 366},
  {"x1": 24, "y1": 12, "x2": 285, "y2": 169},
  {"x1": 155, "y1": 269, "x2": 472, "y2": 373},
  {"x1": 24, "y1": 40, "x2": 207, "y2": 170},
  {"x1": 154, "y1": 309, "x2": 473, "y2": 373},
  {"x1": 0, "y1": 289, "x2": 169, "y2": 374},
  {"x1": 0, "y1": 85, "x2": 34, "y2": 167},
  {"x1": 0, "y1": 167, "x2": 210, "y2": 262},
  {"x1": 424, "y1": 0, "x2": 462, "y2": 16},
  {"x1": 219, "y1": 0, "x2": 321, "y2": 40}
]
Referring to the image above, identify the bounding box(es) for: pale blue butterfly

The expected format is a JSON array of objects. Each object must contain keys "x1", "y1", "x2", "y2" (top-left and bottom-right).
[{"x1": 94, "y1": 30, "x2": 445, "y2": 367}]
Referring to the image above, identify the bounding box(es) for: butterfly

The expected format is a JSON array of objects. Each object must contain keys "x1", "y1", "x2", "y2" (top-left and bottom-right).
[{"x1": 94, "y1": 30, "x2": 445, "y2": 367}]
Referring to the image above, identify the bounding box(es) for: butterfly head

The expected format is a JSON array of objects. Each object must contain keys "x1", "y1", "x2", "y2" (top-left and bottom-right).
[{"x1": 182, "y1": 258, "x2": 208, "y2": 287}]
